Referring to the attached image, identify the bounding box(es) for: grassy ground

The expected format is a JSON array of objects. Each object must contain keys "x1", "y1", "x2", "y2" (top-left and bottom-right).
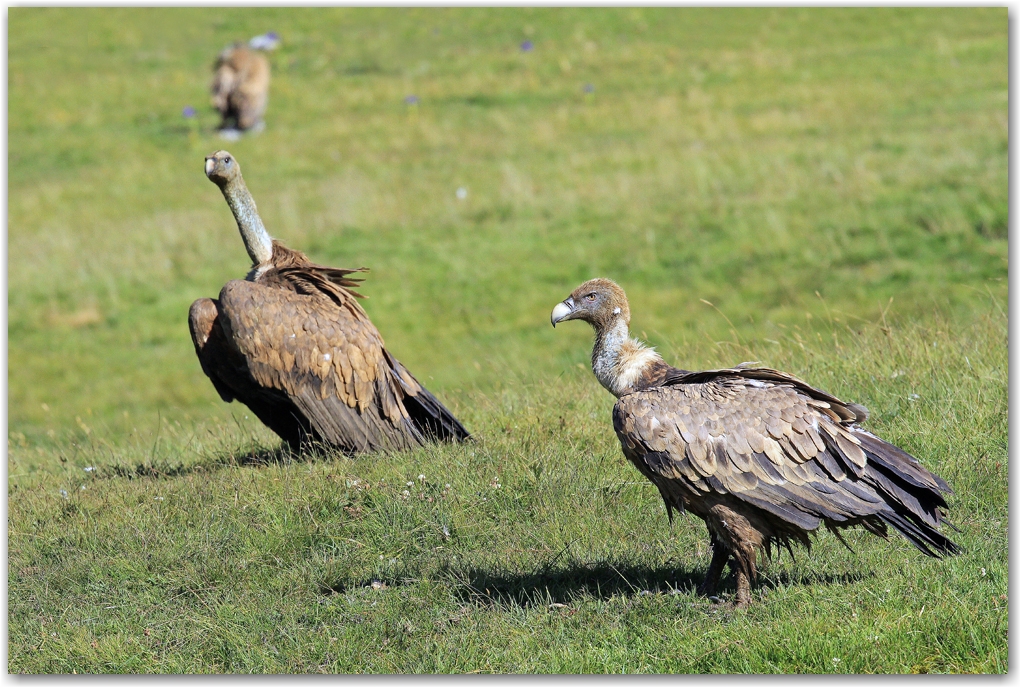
[{"x1": 8, "y1": 7, "x2": 1007, "y2": 673}]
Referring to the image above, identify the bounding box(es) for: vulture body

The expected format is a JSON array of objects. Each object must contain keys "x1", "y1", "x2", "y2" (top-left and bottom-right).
[
  {"x1": 210, "y1": 43, "x2": 270, "y2": 134},
  {"x1": 189, "y1": 151, "x2": 470, "y2": 453},
  {"x1": 551, "y1": 278, "x2": 959, "y2": 607}
]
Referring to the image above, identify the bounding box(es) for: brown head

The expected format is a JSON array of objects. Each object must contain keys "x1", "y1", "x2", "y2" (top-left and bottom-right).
[
  {"x1": 204, "y1": 150, "x2": 241, "y2": 188},
  {"x1": 550, "y1": 278, "x2": 631, "y2": 332}
]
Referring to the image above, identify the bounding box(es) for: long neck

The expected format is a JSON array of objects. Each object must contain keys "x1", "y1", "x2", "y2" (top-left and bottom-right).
[
  {"x1": 219, "y1": 175, "x2": 273, "y2": 266},
  {"x1": 591, "y1": 318, "x2": 666, "y2": 397}
]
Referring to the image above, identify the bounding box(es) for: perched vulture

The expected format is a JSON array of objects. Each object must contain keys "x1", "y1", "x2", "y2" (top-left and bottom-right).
[
  {"x1": 189, "y1": 150, "x2": 470, "y2": 453},
  {"x1": 210, "y1": 42, "x2": 270, "y2": 135},
  {"x1": 551, "y1": 278, "x2": 960, "y2": 607}
]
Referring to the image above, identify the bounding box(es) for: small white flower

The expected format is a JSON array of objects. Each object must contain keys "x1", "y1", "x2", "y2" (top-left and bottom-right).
[
  {"x1": 402, "y1": 490, "x2": 410, "y2": 497},
  {"x1": 83, "y1": 466, "x2": 96, "y2": 472},
  {"x1": 445, "y1": 483, "x2": 451, "y2": 489},
  {"x1": 908, "y1": 394, "x2": 920, "y2": 401},
  {"x1": 418, "y1": 474, "x2": 425, "y2": 481},
  {"x1": 154, "y1": 496, "x2": 164, "y2": 501},
  {"x1": 981, "y1": 568, "x2": 987, "y2": 576},
  {"x1": 456, "y1": 187, "x2": 468, "y2": 200},
  {"x1": 59, "y1": 489, "x2": 68, "y2": 499},
  {"x1": 406, "y1": 481, "x2": 414, "y2": 487},
  {"x1": 832, "y1": 658, "x2": 840, "y2": 665}
]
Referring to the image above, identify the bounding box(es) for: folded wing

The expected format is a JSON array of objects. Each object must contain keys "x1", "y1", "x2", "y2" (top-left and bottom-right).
[
  {"x1": 613, "y1": 371, "x2": 958, "y2": 557},
  {"x1": 214, "y1": 278, "x2": 444, "y2": 452}
]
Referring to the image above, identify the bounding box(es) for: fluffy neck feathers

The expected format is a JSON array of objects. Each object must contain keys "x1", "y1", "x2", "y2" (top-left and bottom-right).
[{"x1": 591, "y1": 318, "x2": 665, "y2": 397}]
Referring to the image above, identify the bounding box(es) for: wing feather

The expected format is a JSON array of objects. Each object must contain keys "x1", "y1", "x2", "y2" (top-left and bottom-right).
[
  {"x1": 725, "y1": 442, "x2": 753, "y2": 473},
  {"x1": 687, "y1": 439, "x2": 717, "y2": 477},
  {"x1": 616, "y1": 365, "x2": 957, "y2": 558},
  {"x1": 217, "y1": 279, "x2": 419, "y2": 451},
  {"x1": 762, "y1": 436, "x2": 786, "y2": 466},
  {"x1": 613, "y1": 377, "x2": 895, "y2": 531},
  {"x1": 812, "y1": 448, "x2": 847, "y2": 482}
]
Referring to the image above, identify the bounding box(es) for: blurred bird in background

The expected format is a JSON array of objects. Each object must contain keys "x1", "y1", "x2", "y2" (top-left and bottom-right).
[{"x1": 210, "y1": 33, "x2": 279, "y2": 140}]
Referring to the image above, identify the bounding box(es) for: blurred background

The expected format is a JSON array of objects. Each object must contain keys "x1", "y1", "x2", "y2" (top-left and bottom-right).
[{"x1": 8, "y1": 7, "x2": 1007, "y2": 453}]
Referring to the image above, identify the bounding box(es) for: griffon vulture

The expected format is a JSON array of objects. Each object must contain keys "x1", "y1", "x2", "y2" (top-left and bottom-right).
[
  {"x1": 189, "y1": 151, "x2": 470, "y2": 453},
  {"x1": 551, "y1": 278, "x2": 959, "y2": 606},
  {"x1": 210, "y1": 43, "x2": 270, "y2": 135}
]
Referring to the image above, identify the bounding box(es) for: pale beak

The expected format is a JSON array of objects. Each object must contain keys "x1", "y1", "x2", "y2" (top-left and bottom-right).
[
  {"x1": 550, "y1": 298, "x2": 575, "y2": 327},
  {"x1": 205, "y1": 157, "x2": 216, "y2": 176}
]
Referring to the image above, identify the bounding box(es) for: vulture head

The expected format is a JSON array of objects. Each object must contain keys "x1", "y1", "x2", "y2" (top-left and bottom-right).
[
  {"x1": 550, "y1": 278, "x2": 631, "y2": 331},
  {"x1": 205, "y1": 150, "x2": 241, "y2": 188},
  {"x1": 552, "y1": 278, "x2": 667, "y2": 397}
]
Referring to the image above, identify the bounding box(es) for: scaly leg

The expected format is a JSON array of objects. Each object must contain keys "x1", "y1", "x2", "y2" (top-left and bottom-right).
[
  {"x1": 733, "y1": 567, "x2": 752, "y2": 608},
  {"x1": 697, "y1": 541, "x2": 730, "y2": 598}
]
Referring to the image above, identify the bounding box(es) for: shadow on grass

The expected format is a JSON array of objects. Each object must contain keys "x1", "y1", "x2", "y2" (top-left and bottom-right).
[
  {"x1": 757, "y1": 567, "x2": 873, "y2": 593},
  {"x1": 100, "y1": 442, "x2": 340, "y2": 480},
  {"x1": 447, "y1": 560, "x2": 704, "y2": 608},
  {"x1": 442, "y1": 559, "x2": 874, "y2": 609}
]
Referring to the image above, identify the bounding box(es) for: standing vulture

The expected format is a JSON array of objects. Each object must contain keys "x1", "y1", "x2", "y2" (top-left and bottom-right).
[
  {"x1": 550, "y1": 278, "x2": 959, "y2": 607},
  {"x1": 210, "y1": 42, "x2": 270, "y2": 135},
  {"x1": 189, "y1": 150, "x2": 470, "y2": 453}
]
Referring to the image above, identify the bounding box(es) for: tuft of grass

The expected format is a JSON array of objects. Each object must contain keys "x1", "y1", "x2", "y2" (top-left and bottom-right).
[{"x1": 8, "y1": 7, "x2": 1006, "y2": 673}]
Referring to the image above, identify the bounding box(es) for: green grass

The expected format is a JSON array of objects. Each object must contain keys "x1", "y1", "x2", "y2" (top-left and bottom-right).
[{"x1": 8, "y1": 7, "x2": 1007, "y2": 673}]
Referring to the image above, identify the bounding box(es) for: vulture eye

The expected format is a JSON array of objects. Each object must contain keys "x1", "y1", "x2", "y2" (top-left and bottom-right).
[
  {"x1": 224, "y1": 156, "x2": 232, "y2": 165},
  {"x1": 586, "y1": 293, "x2": 597, "y2": 302}
]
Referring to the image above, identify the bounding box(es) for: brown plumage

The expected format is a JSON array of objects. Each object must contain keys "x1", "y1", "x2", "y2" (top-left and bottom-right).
[
  {"x1": 551, "y1": 278, "x2": 959, "y2": 607},
  {"x1": 210, "y1": 43, "x2": 269, "y2": 132},
  {"x1": 189, "y1": 150, "x2": 469, "y2": 453}
]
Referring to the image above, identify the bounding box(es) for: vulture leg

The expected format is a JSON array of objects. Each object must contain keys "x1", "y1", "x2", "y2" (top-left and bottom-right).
[
  {"x1": 733, "y1": 566, "x2": 753, "y2": 609},
  {"x1": 697, "y1": 539, "x2": 731, "y2": 598},
  {"x1": 704, "y1": 503, "x2": 762, "y2": 609}
]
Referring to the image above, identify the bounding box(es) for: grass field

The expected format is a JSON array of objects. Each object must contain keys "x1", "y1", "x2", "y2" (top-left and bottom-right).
[{"x1": 8, "y1": 7, "x2": 1008, "y2": 673}]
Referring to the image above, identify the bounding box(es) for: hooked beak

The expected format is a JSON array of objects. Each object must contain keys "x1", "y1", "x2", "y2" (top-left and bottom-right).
[
  {"x1": 550, "y1": 297, "x2": 576, "y2": 328},
  {"x1": 204, "y1": 157, "x2": 216, "y2": 176}
]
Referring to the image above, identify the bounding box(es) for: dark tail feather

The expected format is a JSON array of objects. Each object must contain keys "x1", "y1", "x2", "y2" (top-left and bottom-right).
[
  {"x1": 851, "y1": 429, "x2": 960, "y2": 558},
  {"x1": 878, "y1": 508, "x2": 963, "y2": 558},
  {"x1": 404, "y1": 384, "x2": 470, "y2": 443},
  {"x1": 856, "y1": 429, "x2": 953, "y2": 494}
]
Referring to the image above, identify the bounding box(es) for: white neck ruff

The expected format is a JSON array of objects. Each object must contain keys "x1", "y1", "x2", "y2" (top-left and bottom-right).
[{"x1": 592, "y1": 319, "x2": 664, "y2": 397}]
